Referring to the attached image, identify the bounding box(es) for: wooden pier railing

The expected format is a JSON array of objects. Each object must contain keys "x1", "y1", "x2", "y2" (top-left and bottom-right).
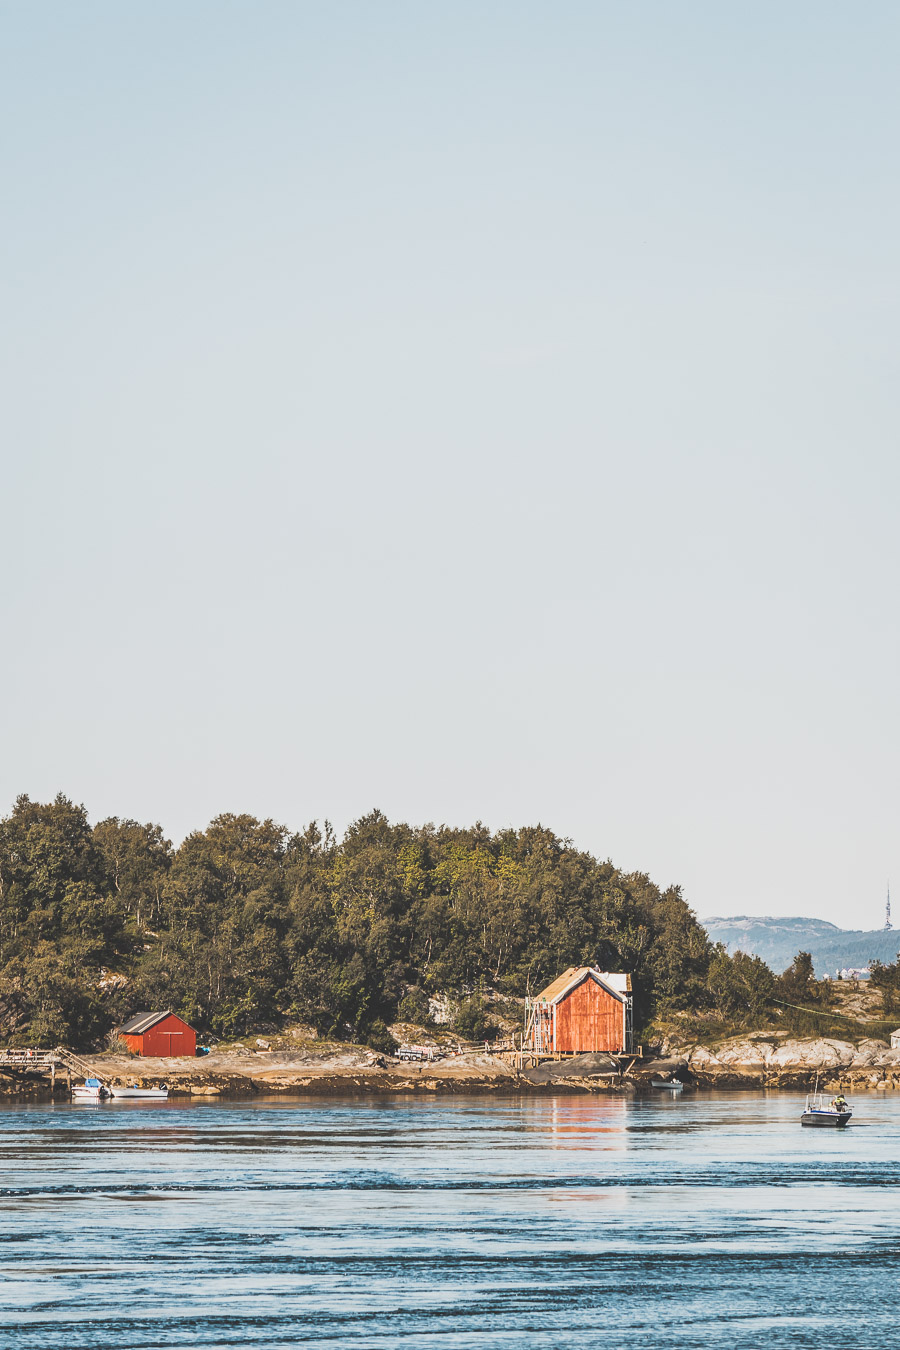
[{"x1": 0, "y1": 1046, "x2": 99, "y2": 1086}]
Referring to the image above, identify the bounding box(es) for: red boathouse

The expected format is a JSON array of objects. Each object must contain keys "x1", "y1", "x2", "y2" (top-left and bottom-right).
[
  {"x1": 525, "y1": 967, "x2": 633, "y2": 1056},
  {"x1": 119, "y1": 1011, "x2": 197, "y2": 1057}
]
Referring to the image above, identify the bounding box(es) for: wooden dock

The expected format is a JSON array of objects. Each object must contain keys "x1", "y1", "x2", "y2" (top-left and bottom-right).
[
  {"x1": 0, "y1": 1046, "x2": 99, "y2": 1089},
  {"x1": 514, "y1": 1047, "x2": 643, "y2": 1073}
]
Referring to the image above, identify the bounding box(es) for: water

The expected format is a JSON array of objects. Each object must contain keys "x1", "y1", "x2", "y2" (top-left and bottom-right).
[{"x1": 1, "y1": 1091, "x2": 899, "y2": 1349}]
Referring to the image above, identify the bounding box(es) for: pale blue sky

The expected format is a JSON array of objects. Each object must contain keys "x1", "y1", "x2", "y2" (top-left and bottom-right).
[{"x1": 3, "y1": 3, "x2": 899, "y2": 925}]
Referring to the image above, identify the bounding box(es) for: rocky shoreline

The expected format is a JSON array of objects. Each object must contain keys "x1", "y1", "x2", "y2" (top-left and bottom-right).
[
  {"x1": 4, "y1": 1030, "x2": 900, "y2": 1098},
  {"x1": 658, "y1": 1032, "x2": 900, "y2": 1092}
]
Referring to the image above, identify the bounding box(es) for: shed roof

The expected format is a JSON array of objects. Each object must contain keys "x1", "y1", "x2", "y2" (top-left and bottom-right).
[
  {"x1": 536, "y1": 967, "x2": 582, "y2": 1002},
  {"x1": 120, "y1": 1010, "x2": 178, "y2": 1035},
  {"x1": 534, "y1": 967, "x2": 631, "y2": 1005}
]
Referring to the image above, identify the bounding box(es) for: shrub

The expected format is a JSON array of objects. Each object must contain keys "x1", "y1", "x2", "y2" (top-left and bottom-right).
[
  {"x1": 454, "y1": 996, "x2": 496, "y2": 1043},
  {"x1": 365, "y1": 1019, "x2": 398, "y2": 1054},
  {"x1": 396, "y1": 988, "x2": 430, "y2": 1024}
]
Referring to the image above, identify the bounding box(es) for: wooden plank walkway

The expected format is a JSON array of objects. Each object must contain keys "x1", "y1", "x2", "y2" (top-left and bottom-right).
[
  {"x1": 0, "y1": 1046, "x2": 98, "y2": 1085},
  {"x1": 515, "y1": 1046, "x2": 644, "y2": 1071}
]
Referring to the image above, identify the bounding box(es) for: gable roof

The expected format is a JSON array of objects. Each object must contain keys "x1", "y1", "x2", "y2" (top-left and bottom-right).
[
  {"x1": 535, "y1": 967, "x2": 582, "y2": 1002},
  {"x1": 120, "y1": 1010, "x2": 179, "y2": 1036},
  {"x1": 534, "y1": 967, "x2": 631, "y2": 1005}
]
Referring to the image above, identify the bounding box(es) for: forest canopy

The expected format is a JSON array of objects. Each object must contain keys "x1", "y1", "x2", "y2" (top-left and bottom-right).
[{"x1": 0, "y1": 794, "x2": 767, "y2": 1049}]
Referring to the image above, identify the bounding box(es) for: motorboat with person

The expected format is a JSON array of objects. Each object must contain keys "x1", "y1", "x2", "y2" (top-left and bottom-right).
[
  {"x1": 801, "y1": 1090, "x2": 852, "y2": 1127},
  {"x1": 651, "y1": 1076, "x2": 684, "y2": 1092}
]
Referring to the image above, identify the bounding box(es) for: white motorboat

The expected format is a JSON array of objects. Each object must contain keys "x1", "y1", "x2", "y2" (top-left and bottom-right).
[
  {"x1": 71, "y1": 1077, "x2": 109, "y2": 1100},
  {"x1": 108, "y1": 1083, "x2": 169, "y2": 1099},
  {"x1": 651, "y1": 1077, "x2": 684, "y2": 1091},
  {"x1": 801, "y1": 1091, "x2": 851, "y2": 1127}
]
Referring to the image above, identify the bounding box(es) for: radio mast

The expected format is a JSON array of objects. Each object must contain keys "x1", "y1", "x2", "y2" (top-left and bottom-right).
[{"x1": 886, "y1": 882, "x2": 893, "y2": 931}]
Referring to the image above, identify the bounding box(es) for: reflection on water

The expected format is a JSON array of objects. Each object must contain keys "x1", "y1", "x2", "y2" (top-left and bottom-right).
[
  {"x1": 547, "y1": 1095, "x2": 628, "y2": 1150},
  {"x1": 1, "y1": 1091, "x2": 899, "y2": 1348}
]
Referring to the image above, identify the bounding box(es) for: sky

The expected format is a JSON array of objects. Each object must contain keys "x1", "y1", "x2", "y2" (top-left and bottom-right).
[{"x1": 2, "y1": 2, "x2": 899, "y2": 927}]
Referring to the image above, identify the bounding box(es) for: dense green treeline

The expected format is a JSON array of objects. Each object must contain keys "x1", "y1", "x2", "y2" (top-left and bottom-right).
[{"x1": 0, "y1": 794, "x2": 773, "y2": 1050}]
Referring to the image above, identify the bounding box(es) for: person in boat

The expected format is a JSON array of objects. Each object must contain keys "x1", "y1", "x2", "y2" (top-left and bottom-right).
[{"x1": 831, "y1": 1093, "x2": 848, "y2": 1112}]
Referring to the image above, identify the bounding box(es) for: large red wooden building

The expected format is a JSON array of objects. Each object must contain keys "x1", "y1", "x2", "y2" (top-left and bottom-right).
[
  {"x1": 119, "y1": 1011, "x2": 197, "y2": 1057},
  {"x1": 525, "y1": 967, "x2": 633, "y2": 1056}
]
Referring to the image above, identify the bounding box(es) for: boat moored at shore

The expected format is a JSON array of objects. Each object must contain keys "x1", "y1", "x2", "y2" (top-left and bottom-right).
[
  {"x1": 70, "y1": 1078, "x2": 169, "y2": 1100},
  {"x1": 71, "y1": 1077, "x2": 109, "y2": 1100},
  {"x1": 108, "y1": 1084, "x2": 169, "y2": 1099}
]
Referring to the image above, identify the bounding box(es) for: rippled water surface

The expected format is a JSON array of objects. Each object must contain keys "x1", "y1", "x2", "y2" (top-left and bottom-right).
[{"x1": 2, "y1": 1091, "x2": 900, "y2": 1348}]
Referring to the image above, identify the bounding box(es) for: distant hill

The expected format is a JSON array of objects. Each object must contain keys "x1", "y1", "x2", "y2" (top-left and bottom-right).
[{"x1": 701, "y1": 915, "x2": 900, "y2": 978}]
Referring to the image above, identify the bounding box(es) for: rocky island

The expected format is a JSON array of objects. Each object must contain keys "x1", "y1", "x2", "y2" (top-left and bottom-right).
[
  {"x1": 4, "y1": 795, "x2": 900, "y2": 1103},
  {"x1": 6, "y1": 1029, "x2": 900, "y2": 1100}
]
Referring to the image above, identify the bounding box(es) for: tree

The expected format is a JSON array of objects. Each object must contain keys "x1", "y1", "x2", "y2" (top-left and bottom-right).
[
  {"x1": 869, "y1": 956, "x2": 900, "y2": 1017},
  {"x1": 144, "y1": 814, "x2": 290, "y2": 1034},
  {"x1": 0, "y1": 796, "x2": 727, "y2": 1050},
  {"x1": 0, "y1": 795, "x2": 132, "y2": 1043},
  {"x1": 93, "y1": 818, "x2": 173, "y2": 932},
  {"x1": 706, "y1": 946, "x2": 774, "y2": 1021},
  {"x1": 455, "y1": 995, "x2": 496, "y2": 1042},
  {"x1": 775, "y1": 951, "x2": 820, "y2": 1006}
]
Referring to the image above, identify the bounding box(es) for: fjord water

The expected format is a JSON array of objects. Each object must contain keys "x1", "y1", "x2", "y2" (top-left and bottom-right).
[{"x1": 2, "y1": 1093, "x2": 899, "y2": 1349}]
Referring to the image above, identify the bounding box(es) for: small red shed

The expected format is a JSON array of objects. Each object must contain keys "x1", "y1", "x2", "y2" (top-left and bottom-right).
[
  {"x1": 525, "y1": 967, "x2": 633, "y2": 1055},
  {"x1": 119, "y1": 1010, "x2": 197, "y2": 1057}
]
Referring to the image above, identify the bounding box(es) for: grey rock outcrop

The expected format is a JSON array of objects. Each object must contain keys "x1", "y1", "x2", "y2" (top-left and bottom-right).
[
  {"x1": 521, "y1": 1052, "x2": 620, "y2": 1085},
  {"x1": 644, "y1": 1033, "x2": 900, "y2": 1087}
]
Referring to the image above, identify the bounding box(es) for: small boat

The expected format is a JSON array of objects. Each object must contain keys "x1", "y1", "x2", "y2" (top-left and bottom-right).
[
  {"x1": 108, "y1": 1083, "x2": 169, "y2": 1099},
  {"x1": 651, "y1": 1077, "x2": 684, "y2": 1092},
  {"x1": 801, "y1": 1091, "x2": 852, "y2": 1127},
  {"x1": 71, "y1": 1077, "x2": 109, "y2": 1100}
]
